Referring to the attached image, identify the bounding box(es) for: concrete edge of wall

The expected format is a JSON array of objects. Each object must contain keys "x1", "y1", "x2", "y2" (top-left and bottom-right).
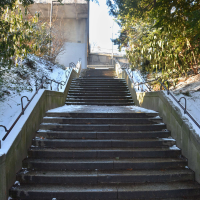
[
  {"x1": 116, "y1": 67, "x2": 200, "y2": 183},
  {"x1": 0, "y1": 68, "x2": 81, "y2": 200}
]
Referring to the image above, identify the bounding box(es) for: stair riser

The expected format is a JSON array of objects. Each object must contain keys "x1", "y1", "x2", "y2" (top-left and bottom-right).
[
  {"x1": 65, "y1": 100, "x2": 133, "y2": 103},
  {"x1": 68, "y1": 89, "x2": 130, "y2": 93},
  {"x1": 68, "y1": 88, "x2": 129, "y2": 91},
  {"x1": 39, "y1": 125, "x2": 166, "y2": 131},
  {"x1": 23, "y1": 161, "x2": 187, "y2": 171},
  {"x1": 70, "y1": 86, "x2": 128, "y2": 88},
  {"x1": 71, "y1": 82, "x2": 126, "y2": 84},
  {"x1": 85, "y1": 74, "x2": 116, "y2": 76},
  {"x1": 67, "y1": 93, "x2": 131, "y2": 97},
  {"x1": 66, "y1": 96, "x2": 133, "y2": 100},
  {"x1": 70, "y1": 82, "x2": 127, "y2": 84},
  {"x1": 71, "y1": 81, "x2": 127, "y2": 84},
  {"x1": 117, "y1": 189, "x2": 200, "y2": 200},
  {"x1": 42, "y1": 118, "x2": 162, "y2": 124},
  {"x1": 65, "y1": 103, "x2": 135, "y2": 106},
  {"x1": 45, "y1": 113, "x2": 158, "y2": 118},
  {"x1": 10, "y1": 190, "x2": 117, "y2": 200},
  {"x1": 70, "y1": 84, "x2": 127, "y2": 87},
  {"x1": 72, "y1": 79, "x2": 125, "y2": 80},
  {"x1": 32, "y1": 140, "x2": 175, "y2": 148},
  {"x1": 28, "y1": 150, "x2": 180, "y2": 158},
  {"x1": 10, "y1": 188, "x2": 200, "y2": 200},
  {"x1": 68, "y1": 91, "x2": 131, "y2": 94},
  {"x1": 16, "y1": 173, "x2": 194, "y2": 185},
  {"x1": 36, "y1": 131, "x2": 170, "y2": 139}
]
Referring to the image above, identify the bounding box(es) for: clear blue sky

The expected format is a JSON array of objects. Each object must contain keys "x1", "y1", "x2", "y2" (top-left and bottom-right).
[{"x1": 89, "y1": 0, "x2": 120, "y2": 53}]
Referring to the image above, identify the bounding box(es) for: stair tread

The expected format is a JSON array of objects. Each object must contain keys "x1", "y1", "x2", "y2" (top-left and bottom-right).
[
  {"x1": 10, "y1": 182, "x2": 200, "y2": 192},
  {"x1": 33, "y1": 138, "x2": 174, "y2": 142},
  {"x1": 43, "y1": 117, "x2": 162, "y2": 120},
  {"x1": 37, "y1": 130, "x2": 168, "y2": 133},
  {"x1": 40, "y1": 123, "x2": 165, "y2": 126},
  {"x1": 30, "y1": 147, "x2": 178, "y2": 151},
  {"x1": 24, "y1": 158, "x2": 186, "y2": 163},
  {"x1": 45, "y1": 112, "x2": 159, "y2": 116},
  {"x1": 17, "y1": 169, "x2": 194, "y2": 177}
]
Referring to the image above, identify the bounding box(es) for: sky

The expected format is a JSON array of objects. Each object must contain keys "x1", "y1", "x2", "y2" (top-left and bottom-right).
[{"x1": 89, "y1": 0, "x2": 121, "y2": 54}]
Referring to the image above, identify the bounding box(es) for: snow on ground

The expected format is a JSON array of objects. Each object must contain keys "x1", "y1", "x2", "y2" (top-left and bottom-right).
[
  {"x1": 126, "y1": 68, "x2": 150, "y2": 92},
  {"x1": 126, "y1": 69, "x2": 200, "y2": 135},
  {"x1": 48, "y1": 105, "x2": 157, "y2": 113},
  {"x1": 0, "y1": 54, "x2": 73, "y2": 141},
  {"x1": 167, "y1": 74, "x2": 200, "y2": 135}
]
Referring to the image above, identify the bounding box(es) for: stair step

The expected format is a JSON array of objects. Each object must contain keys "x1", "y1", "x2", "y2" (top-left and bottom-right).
[
  {"x1": 42, "y1": 117, "x2": 162, "y2": 124},
  {"x1": 22, "y1": 158, "x2": 187, "y2": 170},
  {"x1": 68, "y1": 90, "x2": 131, "y2": 94},
  {"x1": 70, "y1": 85, "x2": 128, "y2": 88},
  {"x1": 66, "y1": 96, "x2": 133, "y2": 99},
  {"x1": 70, "y1": 83, "x2": 127, "y2": 86},
  {"x1": 28, "y1": 147, "x2": 180, "y2": 158},
  {"x1": 65, "y1": 102, "x2": 135, "y2": 106},
  {"x1": 68, "y1": 93, "x2": 131, "y2": 96},
  {"x1": 32, "y1": 138, "x2": 175, "y2": 148},
  {"x1": 65, "y1": 99, "x2": 133, "y2": 103},
  {"x1": 74, "y1": 78, "x2": 123, "y2": 80},
  {"x1": 16, "y1": 169, "x2": 194, "y2": 184},
  {"x1": 68, "y1": 88, "x2": 129, "y2": 91},
  {"x1": 71, "y1": 81, "x2": 127, "y2": 84},
  {"x1": 45, "y1": 112, "x2": 159, "y2": 118},
  {"x1": 10, "y1": 182, "x2": 200, "y2": 200},
  {"x1": 39, "y1": 123, "x2": 166, "y2": 131},
  {"x1": 36, "y1": 130, "x2": 171, "y2": 139}
]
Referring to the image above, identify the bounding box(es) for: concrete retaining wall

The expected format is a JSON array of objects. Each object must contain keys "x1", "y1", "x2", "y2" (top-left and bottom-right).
[
  {"x1": 116, "y1": 67, "x2": 200, "y2": 183},
  {"x1": 88, "y1": 53, "x2": 113, "y2": 65},
  {"x1": 0, "y1": 68, "x2": 81, "y2": 200}
]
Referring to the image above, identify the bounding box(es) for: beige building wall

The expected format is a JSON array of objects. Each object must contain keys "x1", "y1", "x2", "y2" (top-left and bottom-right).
[{"x1": 26, "y1": 0, "x2": 89, "y2": 68}]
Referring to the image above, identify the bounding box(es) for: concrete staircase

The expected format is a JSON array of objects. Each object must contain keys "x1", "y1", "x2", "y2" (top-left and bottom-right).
[
  {"x1": 9, "y1": 68, "x2": 200, "y2": 199},
  {"x1": 66, "y1": 69, "x2": 134, "y2": 106}
]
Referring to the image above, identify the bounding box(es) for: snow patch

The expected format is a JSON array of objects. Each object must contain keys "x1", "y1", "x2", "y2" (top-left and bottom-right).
[
  {"x1": 23, "y1": 169, "x2": 29, "y2": 174},
  {"x1": 119, "y1": 64, "x2": 200, "y2": 136},
  {"x1": 165, "y1": 90, "x2": 200, "y2": 135},
  {"x1": 125, "y1": 68, "x2": 150, "y2": 92},
  {"x1": 161, "y1": 138, "x2": 176, "y2": 141},
  {"x1": 123, "y1": 106, "x2": 157, "y2": 113},
  {"x1": 169, "y1": 145, "x2": 180, "y2": 150},
  {"x1": 37, "y1": 129, "x2": 52, "y2": 132},
  {"x1": 0, "y1": 55, "x2": 80, "y2": 151},
  {"x1": 14, "y1": 181, "x2": 20, "y2": 186},
  {"x1": 48, "y1": 105, "x2": 158, "y2": 114},
  {"x1": 48, "y1": 105, "x2": 89, "y2": 113}
]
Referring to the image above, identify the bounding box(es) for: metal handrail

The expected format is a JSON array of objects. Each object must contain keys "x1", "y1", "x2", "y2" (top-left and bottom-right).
[
  {"x1": 116, "y1": 60, "x2": 200, "y2": 129},
  {"x1": 0, "y1": 62, "x2": 80, "y2": 149}
]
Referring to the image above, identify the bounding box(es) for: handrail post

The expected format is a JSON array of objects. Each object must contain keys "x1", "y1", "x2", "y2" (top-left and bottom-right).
[
  {"x1": 21, "y1": 96, "x2": 30, "y2": 115},
  {"x1": 178, "y1": 97, "x2": 187, "y2": 114},
  {"x1": 0, "y1": 125, "x2": 8, "y2": 147},
  {"x1": 167, "y1": 81, "x2": 170, "y2": 95}
]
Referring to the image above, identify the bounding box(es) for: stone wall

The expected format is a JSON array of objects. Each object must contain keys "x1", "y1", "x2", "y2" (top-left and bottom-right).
[
  {"x1": 88, "y1": 54, "x2": 126, "y2": 66},
  {"x1": 116, "y1": 66, "x2": 200, "y2": 184},
  {"x1": 88, "y1": 53, "x2": 113, "y2": 65},
  {"x1": 0, "y1": 68, "x2": 81, "y2": 200}
]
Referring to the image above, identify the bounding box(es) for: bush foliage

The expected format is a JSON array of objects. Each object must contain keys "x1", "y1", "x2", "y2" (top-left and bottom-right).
[{"x1": 105, "y1": 0, "x2": 200, "y2": 78}]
